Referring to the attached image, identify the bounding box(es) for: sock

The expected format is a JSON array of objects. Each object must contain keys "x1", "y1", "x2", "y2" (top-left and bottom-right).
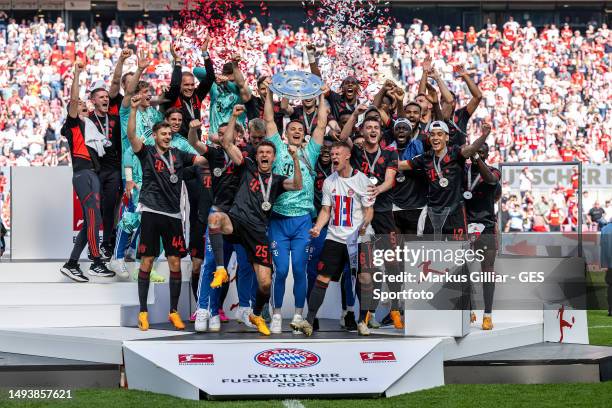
[
  {"x1": 66, "y1": 258, "x2": 78, "y2": 267},
  {"x1": 347, "y1": 306, "x2": 354, "y2": 312},
  {"x1": 169, "y1": 270, "x2": 182, "y2": 313},
  {"x1": 137, "y1": 269, "x2": 151, "y2": 313},
  {"x1": 253, "y1": 288, "x2": 270, "y2": 316},
  {"x1": 295, "y1": 307, "x2": 303, "y2": 316},
  {"x1": 92, "y1": 256, "x2": 102, "y2": 265},
  {"x1": 191, "y1": 274, "x2": 199, "y2": 300},
  {"x1": 273, "y1": 308, "x2": 282, "y2": 315},
  {"x1": 358, "y1": 282, "x2": 374, "y2": 322},
  {"x1": 306, "y1": 280, "x2": 329, "y2": 325},
  {"x1": 484, "y1": 312, "x2": 491, "y2": 318},
  {"x1": 208, "y1": 228, "x2": 225, "y2": 268}
]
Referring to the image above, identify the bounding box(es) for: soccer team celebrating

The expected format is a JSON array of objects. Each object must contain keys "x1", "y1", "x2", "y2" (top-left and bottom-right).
[{"x1": 59, "y1": 40, "x2": 501, "y2": 336}]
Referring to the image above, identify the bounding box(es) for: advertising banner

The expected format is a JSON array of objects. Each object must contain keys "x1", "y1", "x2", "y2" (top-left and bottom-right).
[{"x1": 124, "y1": 338, "x2": 442, "y2": 397}]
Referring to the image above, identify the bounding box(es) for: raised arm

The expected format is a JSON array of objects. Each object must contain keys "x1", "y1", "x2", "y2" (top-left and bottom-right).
[
  {"x1": 165, "y1": 42, "x2": 182, "y2": 103},
  {"x1": 195, "y1": 37, "x2": 216, "y2": 100},
  {"x1": 373, "y1": 80, "x2": 394, "y2": 109},
  {"x1": 187, "y1": 119, "x2": 208, "y2": 155},
  {"x1": 231, "y1": 53, "x2": 251, "y2": 103},
  {"x1": 68, "y1": 61, "x2": 83, "y2": 119},
  {"x1": 220, "y1": 105, "x2": 246, "y2": 165},
  {"x1": 430, "y1": 68, "x2": 454, "y2": 120},
  {"x1": 418, "y1": 54, "x2": 432, "y2": 95},
  {"x1": 283, "y1": 145, "x2": 303, "y2": 191},
  {"x1": 338, "y1": 104, "x2": 368, "y2": 144},
  {"x1": 310, "y1": 85, "x2": 330, "y2": 145},
  {"x1": 474, "y1": 154, "x2": 498, "y2": 184},
  {"x1": 305, "y1": 43, "x2": 322, "y2": 77},
  {"x1": 127, "y1": 96, "x2": 144, "y2": 153},
  {"x1": 280, "y1": 96, "x2": 294, "y2": 116},
  {"x1": 109, "y1": 48, "x2": 131, "y2": 99},
  {"x1": 263, "y1": 78, "x2": 279, "y2": 137},
  {"x1": 456, "y1": 64, "x2": 482, "y2": 115},
  {"x1": 427, "y1": 83, "x2": 443, "y2": 120},
  {"x1": 461, "y1": 122, "x2": 491, "y2": 159},
  {"x1": 122, "y1": 48, "x2": 151, "y2": 108}
]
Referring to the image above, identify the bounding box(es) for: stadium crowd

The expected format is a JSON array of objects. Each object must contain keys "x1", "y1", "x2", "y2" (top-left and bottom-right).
[{"x1": 0, "y1": 13, "x2": 610, "y2": 235}]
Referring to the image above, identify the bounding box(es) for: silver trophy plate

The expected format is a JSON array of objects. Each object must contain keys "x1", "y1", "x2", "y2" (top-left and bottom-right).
[{"x1": 269, "y1": 71, "x2": 324, "y2": 100}]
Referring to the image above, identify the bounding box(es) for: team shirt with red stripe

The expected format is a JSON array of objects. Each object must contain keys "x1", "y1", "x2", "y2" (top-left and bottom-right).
[
  {"x1": 61, "y1": 115, "x2": 100, "y2": 173},
  {"x1": 321, "y1": 169, "x2": 375, "y2": 243}
]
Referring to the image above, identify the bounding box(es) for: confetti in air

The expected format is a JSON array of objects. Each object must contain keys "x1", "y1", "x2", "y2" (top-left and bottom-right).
[
  {"x1": 178, "y1": 0, "x2": 269, "y2": 73},
  {"x1": 302, "y1": 0, "x2": 393, "y2": 94}
]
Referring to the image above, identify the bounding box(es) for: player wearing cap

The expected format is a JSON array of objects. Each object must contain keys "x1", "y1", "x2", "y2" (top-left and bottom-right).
[
  {"x1": 59, "y1": 61, "x2": 115, "y2": 282},
  {"x1": 88, "y1": 80, "x2": 123, "y2": 260},
  {"x1": 464, "y1": 136, "x2": 501, "y2": 331},
  {"x1": 205, "y1": 136, "x2": 303, "y2": 336},
  {"x1": 126, "y1": 95, "x2": 208, "y2": 331},
  {"x1": 264, "y1": 79, "x2": 328, "y2": 334},
  {"x1": 339, "y1": 106, "x2": 404, "y2": 330},
  {"x1": 398, "y1": 121, "x2": 492, "y2": 240},
  {"x1": 292, "y1": 141, "x2": 375, "y2": 336}
]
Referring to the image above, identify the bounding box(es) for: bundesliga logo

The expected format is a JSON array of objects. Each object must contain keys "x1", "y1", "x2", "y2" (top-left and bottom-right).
[
  {"x1": 254, "y1": 348, "x2": 321, "y2": 369},
  {"x1": 360, "y1": 352, "x2": 397, "y2": 363},
  {"x1": 178, "y1": 354, "x2": 214, "y2": 365}
]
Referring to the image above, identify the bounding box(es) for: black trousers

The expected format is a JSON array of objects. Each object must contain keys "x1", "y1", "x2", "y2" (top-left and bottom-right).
[
  {"x1": 98, "y1": 167, "x2": 123, "y2": 248},
  {"x1": 71, "y1": 169, "x2": 102, "y2": 260}
]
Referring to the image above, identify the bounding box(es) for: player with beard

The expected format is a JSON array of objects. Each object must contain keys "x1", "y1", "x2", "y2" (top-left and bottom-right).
[
  {"x1": 339, "y1": 106, "x2": 404, "y2": 329},
  {"x1": 463, "y1": 136, "x2": 500, "y2": 331},
  {"x1": 165, "y1": 37, "x2": 214, "y2": 138},
  {"x1": 391, "y1": 118, "x2": 428, "y2": 235},
  {"x1": 263, "y1": 79, "x2": 328, "y2": 334},
  {"x1": 126, "y1": 95, "x2": 208, "y2": 331},
  {"x1": 307, "y1": 138, "x2": 358, "y2": 331},
  {"x1": 88, "y1": 81, "x2": 123, "y2": 260},
  {"x1": 398, "y1": 121, "x2": 492, "y2": 240},
  {"x1": 60, "y1": 61, "x2": 115, "y2": 282},
  {"x1": 206, "y1": 137, "x2": 303, "y2": 335},
  {"x1": 292, "y1": 141, "x2": 375, "y2": 336}
]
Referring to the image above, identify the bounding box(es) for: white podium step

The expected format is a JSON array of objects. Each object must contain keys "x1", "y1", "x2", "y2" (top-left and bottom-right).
[
  {"x1": 0, "y1": 282, "x2": 151, "y2": 306},
  {"x1": 0, "y1": 305, "x2": 122, "y2": 328},
  {"x1": 0, "y1": 260, "x2": 194, "y2": 283}
]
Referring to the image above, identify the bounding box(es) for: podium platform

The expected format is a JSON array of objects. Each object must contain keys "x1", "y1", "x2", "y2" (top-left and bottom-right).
[{"x1": 0, "y1": 259, "x2": 592, "y2": 400}]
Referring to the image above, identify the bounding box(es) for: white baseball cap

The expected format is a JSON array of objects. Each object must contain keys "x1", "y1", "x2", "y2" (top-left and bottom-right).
[
  {"x1": 427, "y1": 120, "x2": 449, "y2": 134},
  {"x1": 88, "y1": 80, "x2": 108, "y2": 94}
]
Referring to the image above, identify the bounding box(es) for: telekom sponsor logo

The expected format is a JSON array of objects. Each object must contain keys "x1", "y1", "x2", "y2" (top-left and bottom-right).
[
  {"x1": 178, "y1": 354, "x2": 214, "y2": 365},
  {"x1": 360, "y1": 352, "x2": 397, "y2": 363}
]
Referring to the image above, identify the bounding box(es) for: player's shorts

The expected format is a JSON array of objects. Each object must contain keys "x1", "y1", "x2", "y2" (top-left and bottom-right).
[
  {"x1": 138, "y1": 211, "x2": 187, "y2": 258},
  {"x1": 317, "y1": 239, "x2": 375, "y2": 281},
  {"x1": 372, "y1": 210, "x2": 399, "y2": 235},
  {"x1": 227, "y1": 218, "x2": 272, "y2": 268},
  {"x1": 423, "y1": 205, "x2": 467, "y2": 241},
  {"x1": 189, "y1": 218, "x2": 206, "y2": 260},
  {"x1": 393, "y1": 208, "x2": 423, "y2": 235}
]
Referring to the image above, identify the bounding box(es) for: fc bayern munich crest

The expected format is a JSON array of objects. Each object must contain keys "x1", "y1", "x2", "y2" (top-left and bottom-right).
[{"x1": 254, "y1": 348, "x2": 321, "y2": 369}]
